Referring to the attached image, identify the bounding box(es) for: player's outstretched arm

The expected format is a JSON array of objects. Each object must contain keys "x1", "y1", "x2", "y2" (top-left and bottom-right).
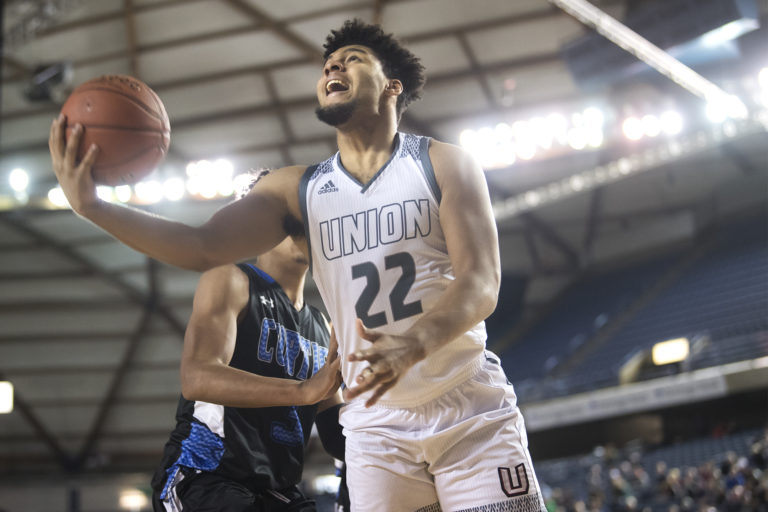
[
  {"x1": 49, "y1": 115, "x2": 298, "y2": 271},
  {"x1": 181, "y1": 265, "x2": 342, "y2": 407},
  {"x1": 346, "y1": 141, "x2": 500, "y2": 406}
]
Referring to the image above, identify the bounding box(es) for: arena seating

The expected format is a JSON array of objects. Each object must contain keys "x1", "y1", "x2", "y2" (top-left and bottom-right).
[{"x1": 503, "y1": 216, "x2": 768, "y2": 402}]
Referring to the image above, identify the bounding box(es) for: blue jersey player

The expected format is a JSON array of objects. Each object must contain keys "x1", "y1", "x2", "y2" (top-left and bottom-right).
[{"x1": 151, "y1": 213, "x2": 345, "y2": 510}]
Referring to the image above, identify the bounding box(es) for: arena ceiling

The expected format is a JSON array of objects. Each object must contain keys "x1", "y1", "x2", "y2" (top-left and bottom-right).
[{"x1": 0, "y1": 0, "x2": 766, "y2": 480}]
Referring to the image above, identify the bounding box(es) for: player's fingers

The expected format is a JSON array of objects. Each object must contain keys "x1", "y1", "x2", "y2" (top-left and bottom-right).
[
  {"x1": 365, "y1": 379, "x2": 397, "y2": 408},
  {"x1": 79, "y1": 143, "x2": 99, "y2": 172},
  {"x1": 348, "y1": 347, "x2": 382, "y2": 363},
  {"x1": 64, "y1": 124, "x2": 83, "y2": 167},
  {"x1": 327, "y1": 327, "x2": 339, "y2": 363},
  {"x1": 356, "y1": 318, "x2": 380, "y2": 342},
  {"x1": 49, "y1": 114, "x2": 65, "y2": 158}
]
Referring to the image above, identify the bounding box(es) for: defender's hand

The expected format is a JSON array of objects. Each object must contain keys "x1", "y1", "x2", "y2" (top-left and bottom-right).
[
  {"x1": 300, "y1": 328, "x2": 343, "y2": 404},
  {"x1": 49, "y1": 114, "x2": 100, "y2": 214},
  {"x1": 343, "y1": 319, "x2": 427, "y2": 407}
]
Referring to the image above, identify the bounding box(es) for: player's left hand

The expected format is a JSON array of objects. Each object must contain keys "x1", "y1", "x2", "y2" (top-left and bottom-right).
[{"x1": 343, "y1": 318, "x2": 426, "y2": 407}]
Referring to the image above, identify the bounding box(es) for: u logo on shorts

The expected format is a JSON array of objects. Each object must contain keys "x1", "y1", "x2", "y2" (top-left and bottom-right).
[{"x1": 497, "y1": 463, "x2": 529, "y2": 497}]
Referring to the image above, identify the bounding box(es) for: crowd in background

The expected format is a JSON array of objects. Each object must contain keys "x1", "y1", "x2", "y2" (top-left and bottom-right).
[{"x1": 541, "y1": 428, "x2": 768, "y2": 512}]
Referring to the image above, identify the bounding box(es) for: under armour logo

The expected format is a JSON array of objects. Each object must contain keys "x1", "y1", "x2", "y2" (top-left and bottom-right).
[
  {"x1": 260, "y1": 296, "x2": 274, "y2": 308},
  {"x1": 318, "y1": 180, "x2": 338, "y2": 194}
]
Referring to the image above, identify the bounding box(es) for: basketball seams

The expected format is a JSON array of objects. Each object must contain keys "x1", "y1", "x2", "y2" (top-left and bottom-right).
[{"x1": 70, "y1": 85, "x2": 168, "y2": 126}]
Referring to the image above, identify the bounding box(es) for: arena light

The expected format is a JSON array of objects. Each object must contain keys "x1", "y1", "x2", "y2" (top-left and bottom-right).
[
  {"x1": 311, "y1": 474, "x2": 341, "y2": 494},
  {"x1": 95, "y1": 185, "x2": 113, "y2": 202},
  {"x1": 162, "y1": 177, "x2": 185, "y2": 201},
  {"x1": 651, "y1": 337, "x2": 690, "y2": 366},
  {"x1": 47, "y1": 186, "x2": 69, "y2": 208},
  {"x1": 233, "y1": 172, "x2": 255, "y2": 197},
  {"x1": 0, "y1": 381, "x2": 13, "y2": 414},
  {"x1": 759, "y1": 67, "x2": 768, "y2": 89},
  {"x1": 660, "y1": 111, "x2": 684, "y2": 135},
  {"x1": 622, "y1": 117, "x2": 644, "y2": 140},
  {"x1": 706, "y1": 94, "x2": 748, "y2": 122},
  {"x1": 9, "y1": 168, "x2": 29, "y2": 192},
  {"x1": 134, "y1": 180, "x2": 163, "y2": 204},
  {"x1": 641, "y1": 115, "x2": 661, "y2": 137},
  {"x1": 493, "y1": 115, "x2": 765, "y2": 221},
  {"x1": 549, "y1": 0, "x2": 740, "y2": 107},
  {"x1": 119, "y1": 489, "x2": 148, "y2": 511},
  {"x1": 114, "y1": 185, "x2": 132, "y2": 203}
]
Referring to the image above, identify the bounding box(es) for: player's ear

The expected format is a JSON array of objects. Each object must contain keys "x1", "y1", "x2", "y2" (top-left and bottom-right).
[{"x1": 386, "y1": 79, "x2": 403, "y2": 97}]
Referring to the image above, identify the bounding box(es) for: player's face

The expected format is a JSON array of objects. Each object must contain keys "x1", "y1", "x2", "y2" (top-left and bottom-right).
[
  {"x1": 271, "y1": 236, "x2": 309, "y2": 269},
  {"x1": 316, "y1": 45, "x2": 389, "y2": 125}
]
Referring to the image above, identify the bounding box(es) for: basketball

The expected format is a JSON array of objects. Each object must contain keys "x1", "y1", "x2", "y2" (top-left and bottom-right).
[{"x1": 60, "y1": 74, "x2": 170, "y2": 185}]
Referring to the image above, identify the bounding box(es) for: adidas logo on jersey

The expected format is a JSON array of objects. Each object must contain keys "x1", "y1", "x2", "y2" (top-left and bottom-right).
[{"x1": 318, "y1": 180, "x2": 338, "y2": 194}]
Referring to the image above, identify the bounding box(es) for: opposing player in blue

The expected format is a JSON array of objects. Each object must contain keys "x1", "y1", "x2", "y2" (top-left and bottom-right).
[
  {"x1": 151, "y1": 173, "x2": 346, "y2": 511},
  {"x1": 51, "y1": 19, "x2": 545, "y2": 512}
]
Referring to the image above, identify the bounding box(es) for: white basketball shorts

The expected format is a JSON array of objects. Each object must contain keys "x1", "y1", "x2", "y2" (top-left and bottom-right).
[{"x1": 339, "y1": 351, "x2": 546, "y2": 512}]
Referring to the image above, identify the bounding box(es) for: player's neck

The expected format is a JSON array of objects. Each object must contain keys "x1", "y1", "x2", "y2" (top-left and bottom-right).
[
  {"x1": 257, "y1": 258, "x2": 307, "y2": 310},
  {"x1": 335, "y1": 118, "x2": 398, "y2": 183}
]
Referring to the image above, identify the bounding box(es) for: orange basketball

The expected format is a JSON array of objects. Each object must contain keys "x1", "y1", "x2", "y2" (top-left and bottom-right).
[{"x1": 60, "y1": 75, "x2": 171, "y2": 185}]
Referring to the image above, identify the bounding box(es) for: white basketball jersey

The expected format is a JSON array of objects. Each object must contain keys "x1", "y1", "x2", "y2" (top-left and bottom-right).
[{"x1": 300, "y1": 132, "x2": 487, "y2": 407}]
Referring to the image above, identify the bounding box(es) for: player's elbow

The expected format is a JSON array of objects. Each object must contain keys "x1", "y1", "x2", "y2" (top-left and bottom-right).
[
  {"x1": 180, "y1": 361, "x2": 205, "y2": 401},
  {"x1": 478, "y1": 279, "x2": 499, "y2": 319}
]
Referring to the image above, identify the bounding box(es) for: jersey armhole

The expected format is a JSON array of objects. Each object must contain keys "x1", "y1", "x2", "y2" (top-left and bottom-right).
[
  {"x1": 235, "y1": 263, "x2": 256, "y2": 325},
  {"x1": 298, "y1": 165, "x2": 319, "y2": 274},
  {"x1": 418, "y1": 136, "x2": 442, "y2": 204}
]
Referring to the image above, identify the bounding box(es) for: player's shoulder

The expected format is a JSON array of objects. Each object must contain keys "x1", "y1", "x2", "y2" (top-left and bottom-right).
[
  {"x1": 425, "y1": 138, "x2": 480, "y2": 181},
  {"x1": 251, "y1": 165, "x2": 308, "y2": 189},
  {"x1": 194, "y1": 264, "x2": 251, "y2": 311},
  {"x1": 199, "y1": 264, "x2": 250, "y2": 290}
]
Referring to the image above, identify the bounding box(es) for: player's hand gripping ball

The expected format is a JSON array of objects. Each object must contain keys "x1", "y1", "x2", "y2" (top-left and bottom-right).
[{"x1": 60, "y1": 74, "x2": 170, "y2": 185}]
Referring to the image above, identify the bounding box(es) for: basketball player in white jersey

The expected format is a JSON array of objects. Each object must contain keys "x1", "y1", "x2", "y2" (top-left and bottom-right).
[{"x1": 50, "y1": 19, "x2": 545, "y2": 512}]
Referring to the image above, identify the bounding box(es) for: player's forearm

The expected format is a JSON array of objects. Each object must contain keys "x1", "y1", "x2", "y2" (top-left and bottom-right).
[
  {"x1": 77, "y1": 200, "x2": 221, "y2": 271},
  {"x1": 181, "y1": 361, "x2": 310, "y2": 407},
  {"x1": 406, "y1": 272, "x2": 499, "y2": 357}
]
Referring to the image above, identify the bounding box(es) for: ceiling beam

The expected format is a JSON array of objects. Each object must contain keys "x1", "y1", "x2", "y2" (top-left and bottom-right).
[
  {"x1": 521, "y1": 213, "x2": 580, "y2": 270},
  {"x1": 123, "y1": 0, "x2": 140, "y2": 77},
  {"x1": 373, "y1": 0, "x2": 387, "y2": 25},
  {"x1": 523, "y1": 228, "x2": 542, "y2": 271},
  {"x1": 4, "y1": 361, "x2": 178, "y2": 377},
  {"x1": 74, "y1": 258, "x2": 159, "y2": 469},
  {"x1": 581, "y1": 188, "x2": 603, "y2": 258},
  {"x1": 221, "y1": 0, "x2": 321, "y2": 59},
  {"x1": 456, "y1": 32, "x2": 498, "y2": 108},
  {"x1": 0, "y1": 213, "x2": 187, "y2": 336},
  {"x1": 0, "y1": 370, "x2": 74, "y2": 471}
]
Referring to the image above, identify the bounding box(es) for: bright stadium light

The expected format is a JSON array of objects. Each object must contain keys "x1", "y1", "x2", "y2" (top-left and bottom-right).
[
  {"x1": 47, "y1": 187, "x2": 69, "y2": 208},
  {"x1": 114, "y1": 185, "x2": 132, "y2": 203},
  {"x1": 622, "y1": 117, "x2": 644, "y2": 140},
  {"x1": 0, "y1": 381, "x2": 13, "y2": 414},
  {"x1": 119, "y1": 489, "x2": 148, "y2": 511},
  {"x1": 652, "y1": 337, "x2": 690, "y2": 365},
  {"x1": 641, "y1": 115, "x2": 661, "y2": 138},
  {"x1": 96, "y1": 186, "x2": 113, "y2": 202},
  {"x1": 660, "y1": 111, "x2": 684, "y2": 135},
  {"x1": 163, "y1": 177, "x2": 185, "y2": 201},
  {"x1": 759, "y1": 67, "x2": 768, "y2": 89},
  {"x1": 9, "y1": 168, "x2": 29, "y2": 192},
  {"x1": 706, "y1": 94, "x2": 748, "y2": 122},
  {"x1": 135, "y1": 180, "x2": 163, "y2": 204}
]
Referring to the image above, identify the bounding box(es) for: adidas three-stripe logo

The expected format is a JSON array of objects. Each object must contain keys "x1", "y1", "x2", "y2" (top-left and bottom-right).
[{"x1": 318, "y1": 180, "x2": 338, "y2": 194}]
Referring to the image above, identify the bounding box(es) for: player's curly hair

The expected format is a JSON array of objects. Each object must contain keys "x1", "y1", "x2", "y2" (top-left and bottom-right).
[{"x1": 322, "y1": 19, "x2": 426, "y2": 120}]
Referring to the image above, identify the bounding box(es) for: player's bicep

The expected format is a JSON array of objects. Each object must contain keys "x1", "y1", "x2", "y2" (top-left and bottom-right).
[
  {"x1": 197, "y1": 166, "x2": 304, "y2": 265},
  {"x1": 182, "y1": 266, "x2": 249, "y2": 368},
  {"x1": 431, "y1": 142, "x2": 500, "y2": 282}
]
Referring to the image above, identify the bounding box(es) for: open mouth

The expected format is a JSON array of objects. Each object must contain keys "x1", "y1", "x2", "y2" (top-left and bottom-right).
[{"x1": 325, "y1": 79, "x2": 349, "y2": 95}]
